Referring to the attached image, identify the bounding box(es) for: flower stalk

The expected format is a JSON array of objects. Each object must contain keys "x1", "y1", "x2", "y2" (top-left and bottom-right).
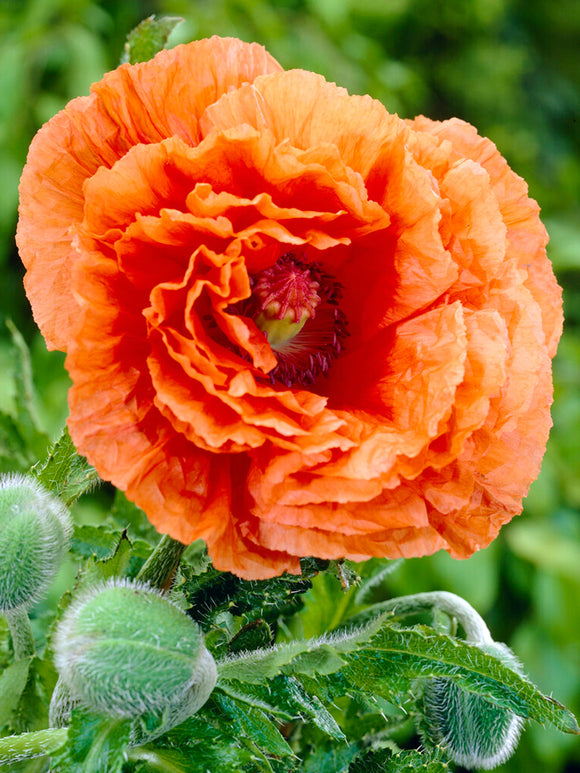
[
  {"x1": 4, "y1": 608, "x2": 36, "y2": 659},
  {"x1": 0, "y1": 727, "x2": 68, "y2": 766},
  {"x1": 378, "y1": 591, "x2": 493, "y2": 644}
]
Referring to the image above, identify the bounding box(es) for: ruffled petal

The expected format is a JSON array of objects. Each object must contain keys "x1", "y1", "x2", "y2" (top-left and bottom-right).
[{"x1": 17, "y1": 38, "x2": 281, "y2": 350}]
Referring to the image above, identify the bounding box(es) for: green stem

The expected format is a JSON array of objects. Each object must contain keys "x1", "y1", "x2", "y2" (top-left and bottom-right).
[
  {"x1": 377, "y1": 591, "x2": 493, "y2": 644},
  {"x1": 136, "y1": 533, "x2": 186, "y2": 592},
  {"x1": 0, "y1": 728, "x2": 68, "y2": 765},
  {"x1": 4, "y1": 608, "x2": 36, "y2": 658}
]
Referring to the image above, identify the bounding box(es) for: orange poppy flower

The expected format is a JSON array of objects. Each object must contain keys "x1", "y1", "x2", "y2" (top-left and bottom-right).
[{"x1": 17, "y1": 37, "x2": 562, "y2": 578}]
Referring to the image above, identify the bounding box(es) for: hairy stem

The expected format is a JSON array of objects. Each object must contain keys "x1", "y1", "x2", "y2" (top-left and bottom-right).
[
  {"x1": 4, "y1": 608, "x2": 36, "y2": 659},
  {"x1": 378, "y1": 591, "x2": 493, "y2": 644},
  {"x1": 136, "y1": 533, "x2": 186, "y2": 592},
  {"x1": 0, "y1": 728, "x2": 68, "y2": 765}
]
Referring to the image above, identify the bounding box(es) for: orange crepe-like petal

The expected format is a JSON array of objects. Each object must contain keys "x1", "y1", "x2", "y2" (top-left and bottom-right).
[
  {"x1": 17, "y1": 38, "x2": 281, "y2": 350},
  {"x1": 18, "y1": 38, "x2": 562, "y2": 578}
]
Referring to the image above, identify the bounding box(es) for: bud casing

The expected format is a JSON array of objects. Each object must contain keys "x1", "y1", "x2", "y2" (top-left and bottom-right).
[{"x1": 0, "y1": 473, "x2": 72, "y2": 614}]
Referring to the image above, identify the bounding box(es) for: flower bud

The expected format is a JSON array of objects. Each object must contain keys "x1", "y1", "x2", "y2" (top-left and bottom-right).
[
  {"x1": 0, "y1": 473, "x2": 72, "y2": 613},
  {"x1": 421, "y1": 642, "x2": 524, "y2": 770},
  {"x1": 53, "y1": 578, "x2": 217, "y2": 724}
]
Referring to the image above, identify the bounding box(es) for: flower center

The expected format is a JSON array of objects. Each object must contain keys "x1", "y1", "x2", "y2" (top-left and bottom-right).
[
  {"x1": 251, "y1": 253, "x2": 348, "y2": 387},
  {"x1": 253, "y1": 258, "x2": 321, "y2": 348}
]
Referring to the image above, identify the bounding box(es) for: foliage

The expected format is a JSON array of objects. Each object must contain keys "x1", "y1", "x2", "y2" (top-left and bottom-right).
[
  {"x1": 0, "y1": 3, "x2": 579, "y2": 772},
  {"x1": 0, "y1": 327, "x2": 576, "y2": 770}
]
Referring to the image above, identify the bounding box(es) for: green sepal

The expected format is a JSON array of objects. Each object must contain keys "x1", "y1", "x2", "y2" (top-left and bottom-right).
[{"x1": 122, "y1": 15, "x2": 184, "y2": 65}]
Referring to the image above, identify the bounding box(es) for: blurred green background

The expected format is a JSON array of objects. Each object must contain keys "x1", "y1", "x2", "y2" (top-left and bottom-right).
[{"x1": 0, "y1": 0, "x2": 578, "y2": 770}]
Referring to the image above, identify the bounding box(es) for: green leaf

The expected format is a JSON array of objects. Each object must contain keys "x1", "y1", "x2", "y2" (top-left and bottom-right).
[
  {"x1": 0, "y1": 411, "x2": 35, "y2": 472},
  {"x1": 152, "y1": 713, "x2": 257, "y2": 773},
  {"x1": 5, "y1": 321, "x2": 49, "y2": 460},
  {"x1": 282, "y1": 676, "x2": 345, "y2": 740},
  {"x1": 32, "y1": 425, "x2": 99, "y2": 506},
  {"x1": 146, "y1": 712, "x2": 255, "y2": 773},
  {"x1": 213, "y1": 693, "x2": 295, "y2": 760},
  {"x1": 110, "y1": 490, "x2": 158, "y2": 542},
  {"x1": 0, "y1": 657, "x2": 31, "y2": 728},
  {"x1": 75, "y1": 530, "x2": 134, "y2": 589},
  {"x1": 217, "y1": 615, "x2": 386, "y2": 684},
  {"x1": 11, "y1": 657, "x2": 49, "y2": 734},
  {"x1": 342, "y1": 624, "x2": 580, "y2": 735},
  {"x1": 122, "y1": 15, "x2": 184, "y2": 65},
  {"x1": 227, "y1": 620, "x2": 273, "y2": 654},
  {"x1": 70, "y1": 524, "x2": 126, "y2": 562},
  {"x1": 286, "y1": 644, "x2": 346, "y2": 676},
  {"x1": 50, "y1": 708, "x2": 133, "y2": 773},
  {"x1": 183, "y1": 561, "x2": 315, "y2": 632},
  {"x1": 302, "y1": 741, "x2": 362, "y2": 773},
  {"x1": 349, "y1": 747, "x2": 449, "y2": 772},
  {"x1": 218, "y1": 674, "x2": 345, "y2": 741},
  {"x1": 354, "y1": 559, "x2": 404, "y2": 606}
]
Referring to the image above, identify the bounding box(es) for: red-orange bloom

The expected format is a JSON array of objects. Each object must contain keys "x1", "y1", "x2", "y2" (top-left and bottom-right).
[{"x1": 17, "y1": 38, "x2": 562, "y2": 578}]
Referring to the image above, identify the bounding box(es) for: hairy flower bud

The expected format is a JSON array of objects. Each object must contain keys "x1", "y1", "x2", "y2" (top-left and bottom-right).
[
  {"x1": 53, "y1": 579, "x2": 217, "y2": 724},
  {"x1": 0, "y1": 473, "x2": 72, "y2": 613},
  {"x1": 421, "y1": 642, "x2": 525, "y2": 770}
]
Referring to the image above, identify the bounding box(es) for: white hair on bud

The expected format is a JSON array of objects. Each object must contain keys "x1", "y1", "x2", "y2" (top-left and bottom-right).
[
  {"x1": 53, "y1": 576, "x2": 216, "y2": 723},
  {"x1": 421, "y1": 661, "x2": 526, "y2": 772},
  {"x1": 0, "y1": 473, "x2": 73, "y2": 613}
]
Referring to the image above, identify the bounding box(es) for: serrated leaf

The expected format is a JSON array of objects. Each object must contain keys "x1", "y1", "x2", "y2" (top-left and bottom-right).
[
  {"x1": 70, "y1": 525, "x2": 123, "y2": 561},
  {"x1": 342, "y1": 624, "x2": 580, "y2": 734},
  {"x1": 0, "y1": 658, "x2": 31, "y2": 728},
  {"x1": 228, "y1": 620, "x2": 273, "y2": 654},
  {"x1": 217, "y1": 615, "x2": 386, "y2": 684},
  {"x1": 183, "y1": 563, "x2": 314, "y2": 632},
  {"x1": 218, "y1": 673, "x2": 345, "y2": 741},
  {"x1": 110, "y1": 490, "x2": 158, "y2": 541},
  {"x1": 213, "y1": 693, "x2": 295, "y2": 760},
  {"x1": 127, "y1": 744, "x2": 196, "y2": 773},
  {"x1": 217, "y1": 641, "x2": 318, "y2": 684},
  {"x1": 32, "y1": 425, "x2": 99, "y2": 506},
  {"x1": 282, "y1": 676, "x2": 345, "y2": 740},
  {"x1": 75, "y1": 530, "x2": 134, "y2": 589},
  {"x1": 122, "y1": 15, "x2": 183, "y2": 65}
]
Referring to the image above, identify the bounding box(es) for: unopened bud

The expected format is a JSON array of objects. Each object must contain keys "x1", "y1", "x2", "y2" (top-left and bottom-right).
[
  {"x1": 421, "y1": 641, "x2": 524, "y2": 770},
  {"x1": 53, "y1": 579, "x2": 217, "y2": 724},
  {"x1": 0, "y1": 473, "x2": 72, "y2": 613}
]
